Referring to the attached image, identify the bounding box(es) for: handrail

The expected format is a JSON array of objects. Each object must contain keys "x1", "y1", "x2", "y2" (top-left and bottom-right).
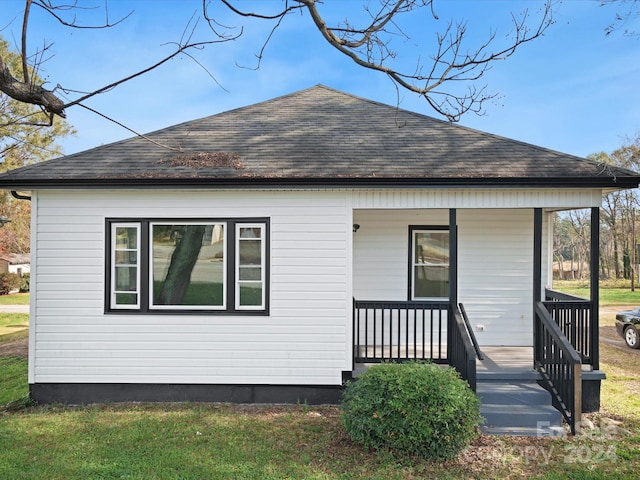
[
  {"x1": 534, "y1": 301, "x2": 582, "y2": 435},
  {"x1": 449, "y1": 305, "x2": 477, "y2": 391},
  {"x1": 458, "y1": 303, "x2": 484, "y2": 360}
]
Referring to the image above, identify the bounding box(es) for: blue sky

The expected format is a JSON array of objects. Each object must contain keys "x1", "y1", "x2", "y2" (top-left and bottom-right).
[{"x1": 2, "y1": 0, "x2": 639, "y2": 159}]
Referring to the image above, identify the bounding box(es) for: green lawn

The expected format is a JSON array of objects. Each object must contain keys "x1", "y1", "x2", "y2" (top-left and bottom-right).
[
  {"x1": 0, "y1": 293, "x2": 30, "y2": 305},
  {"x1": 553, "y1": 279, "x2": 640, "y2": 306},
  {"x1": 0, "y1": 357, "x2": 28, "y2": 406},
  {"x1": 0, "y1": 313, "x2": 29, "y2": 340}
]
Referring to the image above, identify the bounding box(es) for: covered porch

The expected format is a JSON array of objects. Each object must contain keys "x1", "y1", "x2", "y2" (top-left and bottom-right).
[{"x1": 351, "y1": 207, "x2": 602, "y2": 435}]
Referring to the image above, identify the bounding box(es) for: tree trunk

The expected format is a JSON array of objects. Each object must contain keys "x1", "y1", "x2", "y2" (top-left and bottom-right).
[{"x1": 157, "y1": 225, "x2": 206, "y2": 305}]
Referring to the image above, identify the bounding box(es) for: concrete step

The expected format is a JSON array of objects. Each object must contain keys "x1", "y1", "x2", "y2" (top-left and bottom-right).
[{"x1": 477, "y1": 381, "x2": 563, "y2": 436}]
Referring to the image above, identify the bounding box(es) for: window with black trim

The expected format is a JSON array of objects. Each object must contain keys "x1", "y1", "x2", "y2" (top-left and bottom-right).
[
  {"x1": 409, "y1": 226, "x2": 449, "y2": 300},
  {"x1": 107, "y1": 218, "x2": 269, "y2": 314}
]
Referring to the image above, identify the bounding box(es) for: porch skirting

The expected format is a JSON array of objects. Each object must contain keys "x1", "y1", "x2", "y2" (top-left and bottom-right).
[{"x1": 29, "y1": 382, "x2": 345, "y2": 405}]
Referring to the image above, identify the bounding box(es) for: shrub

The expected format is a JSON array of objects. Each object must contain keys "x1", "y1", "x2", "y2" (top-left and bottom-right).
[
  {"x1": 341, "y1": 362, "x2": 482, "y2": 461},
  {"x1": 0, "y1": 273, "x2": 21, "y2": 295},
  {"x1": 19, "y1": 273, "x2": 30, "y2": 293}
]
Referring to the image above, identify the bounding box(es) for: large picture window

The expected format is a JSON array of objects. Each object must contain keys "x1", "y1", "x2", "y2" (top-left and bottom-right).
[
  {"x1": 106, "y1": 218, "x2": 269, "y2": 314},
  {"x1": 410, "y1": 226, "x2": 449, "y2": 300}
]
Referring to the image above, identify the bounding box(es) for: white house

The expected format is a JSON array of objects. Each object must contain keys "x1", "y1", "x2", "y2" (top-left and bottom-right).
[
  {"x1": 1, "y1": 86, "x2": 637, "y2": 433},
  {"x1": 0, "y1": 253, "x2": 30, "y2": 277}
]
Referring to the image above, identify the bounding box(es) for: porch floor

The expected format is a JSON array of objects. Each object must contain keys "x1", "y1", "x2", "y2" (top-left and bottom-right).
[
  {"x1": 353, "y1": 346, "x2": 540, "y2": 380},
  {"x1": 477, "y1": 346, "x2": 540, "y2": 381}
]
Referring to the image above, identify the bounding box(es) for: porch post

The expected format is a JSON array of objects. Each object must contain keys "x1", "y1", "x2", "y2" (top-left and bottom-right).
[
  {"x1": 449, "y1": 209, "x2": 458, "y2": 307},
  {"x1": 448, "y1": 209, "x2": 458, "y2": 354},
  {"x1": 533, "y1": 208, "x2": 542, "y2": 302},
  {"x1": 591, "y1": 207, "x2": 600, "y2": 370},
  {"x1": 533, "y1": 208, "x2": 542, "y2": 371}
]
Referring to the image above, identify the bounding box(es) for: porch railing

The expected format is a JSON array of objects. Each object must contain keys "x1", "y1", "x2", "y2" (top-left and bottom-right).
[
  {"x1": 352, "y1": 299, "x2": 449, "y2": 364},
  {"x1": 543, "y1": 288, "x2": 594, "y2": 365},
  {"x1": 352, "y1": 299, "x2": 478, "y2": 391},
  {"x1": 534, "y1": 301, "x2": 582, "y2": 435},
  {"x1": 449, "y1": 304, "x2": 478, "y2": 391}
]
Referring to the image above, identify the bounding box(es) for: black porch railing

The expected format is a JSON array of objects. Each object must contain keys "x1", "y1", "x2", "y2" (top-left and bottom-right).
[
  {"x1": 534, "y1": 301, "x2": 582, "y2": 435},
  {"x1": 352, "y1": 299, "x2": 449, "y2": 364},
  {"x1": 543, "y1": 288, "x2": 595, "y2": 366},
  {"x1": 352, "y1": 299, "x2": 478, "y2": 391}
]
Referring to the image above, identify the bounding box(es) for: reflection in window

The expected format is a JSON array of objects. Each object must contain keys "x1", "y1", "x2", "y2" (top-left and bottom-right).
[
  {"x1": 411, "y1": 229, "x2": 449, "y2": 299},
  {"x1": 151, "y1": 223, "x2": 226, "y2": 309}
]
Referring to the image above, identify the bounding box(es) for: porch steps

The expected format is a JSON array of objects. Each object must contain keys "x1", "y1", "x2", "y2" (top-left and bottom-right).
[{"x1": 477, "y1": 381, "x2": 564, "y2": 437}]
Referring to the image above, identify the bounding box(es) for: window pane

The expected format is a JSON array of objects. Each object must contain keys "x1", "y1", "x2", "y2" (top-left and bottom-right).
[
  {"x1": 115, "y1": 293, "x2": 138, "y2": 305},
  {"x1": 239, "y1": 283, "x2": 263, "y2": 306},
  {"x1": 239, "y1": 266, "x2": 262, "y2": 281},
  {"x1": 115, "y1": 227, "x2": 137, "y2": 249},
  {"x1": 239, "y1": 240, "x2": 261, "y2": 265},
  {"x1": 115, "y1": 251, "x2": 138, "y2": 265},
  {"x1": 240, "y1": 227, "x2": 261, "y2": 239},
  {"x1": 115, "y1": 266, "x2": 137, "y2": 291},
  {"x1": 414, "y1": 266, "x2": 449, "y2": 298},
  {"x1": 152, "y1": 223, "x2": 225, "y2": 308},
  {"x1": 414, "y1": 232, "x2": 449, "y2": 264}
]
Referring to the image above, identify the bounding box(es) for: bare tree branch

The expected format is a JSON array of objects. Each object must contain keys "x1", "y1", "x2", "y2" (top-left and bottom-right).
[
  {"x1": 0, "y1": 1, "x2": 239, "y2": 129},
  {"x1": 0, "y1": 52, "x2": 66, "y2": 117},
  {"x1": 294, "y1": 0, "x2": 554, "y2": 121},
  {"x1": 33, "y1": 0, "x2": 134, "y2": 29},
  {"x1": 1, "y1": 0, "x2": 557, "y2": 142}
]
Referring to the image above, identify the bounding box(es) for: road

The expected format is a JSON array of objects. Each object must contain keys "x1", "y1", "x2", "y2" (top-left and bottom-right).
[{"x1": 0, "y1": 305, "x2": 29, "y2": 314}]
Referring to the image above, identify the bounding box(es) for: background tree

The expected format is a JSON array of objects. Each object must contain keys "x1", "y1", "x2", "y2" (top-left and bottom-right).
[
  {"x1": 553, "y1": 137, "x2": 640, "y2": 287},
  {"x1": 0, "y1": 37, "x2": 75, "y2": 254}
]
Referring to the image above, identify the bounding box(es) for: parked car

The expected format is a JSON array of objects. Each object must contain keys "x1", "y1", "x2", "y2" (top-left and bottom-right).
[{"x1": 615, "y1": 308, "x2": 640, "y2": 349}]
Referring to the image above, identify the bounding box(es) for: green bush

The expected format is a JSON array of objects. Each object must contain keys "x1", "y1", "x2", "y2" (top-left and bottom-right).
[
  {"x1": 341, "y1": 362, "x2": 482, "y2": 461},
  {"x1": 19, "y1": 274, "x2": 30, "y2": 293},
  {"x1": 0, "y1": 273, "x2": 21, "y2": 295}
]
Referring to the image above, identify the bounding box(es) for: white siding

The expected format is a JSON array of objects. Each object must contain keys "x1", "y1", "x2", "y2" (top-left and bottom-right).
[
  {"x1": 31, "y1": 190, "x2": 352, "y2": 385},
  {"x1": 457, "y1": 209, "x2": 533, "y2": 346},
  {"x1": 353, "y1": 209, "x2": 449, "y2": 300},
  {"x1": 31, "y1": 187, "x2": 603, "y2": 385},
  {"x1": 353, "y1": 209, "x2": 535, "y2": 347}
]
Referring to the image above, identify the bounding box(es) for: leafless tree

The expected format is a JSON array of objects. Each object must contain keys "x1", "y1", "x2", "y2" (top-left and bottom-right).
[{"x1": 0, "y1": 0, "x2": 554, "y2": 131}]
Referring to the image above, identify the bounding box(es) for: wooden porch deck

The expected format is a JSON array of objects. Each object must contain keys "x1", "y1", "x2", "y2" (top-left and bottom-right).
[
  {"x1": 476, "y1": 346, "x2": 539, "y2": 381},
  {"x1": 353, "y1": 346, "x2": 539, "y2": 379}
]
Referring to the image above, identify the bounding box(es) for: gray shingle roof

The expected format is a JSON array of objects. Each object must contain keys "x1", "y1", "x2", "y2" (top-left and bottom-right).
[{"x1": 0, "y1": 85, "x2": 638, "y2": 189}]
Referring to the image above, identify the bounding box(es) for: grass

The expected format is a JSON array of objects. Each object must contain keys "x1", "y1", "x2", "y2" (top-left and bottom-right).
[
  {"x1": 0, "y1": 357, "x2": 28, "y2": 406},
  {"x1": 0, "y1": 313, "x2": 28, "y2": 340},
  {"x1": 0, "y1": 333, "x2": 638, "y2": 479},
  {"x1": 553, "y1": 279, "x2": 640, "y2": 306},
  {"x1": 0, "y1": 293, "x2": 29, "y2": 305}
]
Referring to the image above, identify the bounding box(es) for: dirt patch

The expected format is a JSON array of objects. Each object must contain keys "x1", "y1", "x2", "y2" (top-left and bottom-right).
[{"x1": 0, "y1": 337, "x2": 28, "y2": 358}]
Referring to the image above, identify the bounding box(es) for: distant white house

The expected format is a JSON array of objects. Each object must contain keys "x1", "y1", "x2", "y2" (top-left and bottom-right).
[{"x1": 0, "y1": 253, "x2": 30, "y2": 277}]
